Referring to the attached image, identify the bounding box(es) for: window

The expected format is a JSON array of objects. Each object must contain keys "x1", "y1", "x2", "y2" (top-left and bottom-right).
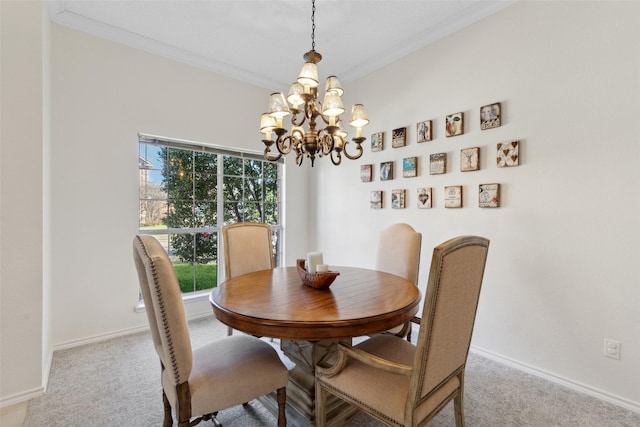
[{"x1": 138, "y1": 134, "x2": 284, "y2": 296}]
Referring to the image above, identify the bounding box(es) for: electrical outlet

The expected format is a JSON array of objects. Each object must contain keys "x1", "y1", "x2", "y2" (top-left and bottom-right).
[{"x1": 604, "y1": 339, "x2": 621, "y2": 360}]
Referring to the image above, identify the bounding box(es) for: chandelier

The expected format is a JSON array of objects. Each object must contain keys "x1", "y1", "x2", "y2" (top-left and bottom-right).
[{"x1": 260, "y1": 0, "x2": 369, "y2": 167}]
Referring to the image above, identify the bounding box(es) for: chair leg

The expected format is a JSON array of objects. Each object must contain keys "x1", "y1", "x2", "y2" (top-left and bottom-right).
[
  {"x1": 276, "y1": 386, "x2": 287, "y2": 427},
  {"x1": 176, "y1": 382, "x2": 192, "y2": 427},
  {"x1": 315, "y1": 381, "x2": 327, "y2": 427},
  {"x1": 162, "y1": 390, "x2": 173, "y2": 427},
  {"x1": 454, "y1": 371, "x2": 466, "y2": 427},
  {"x1": 227, "y1": 326, "x2": 233, "y2": 336}
]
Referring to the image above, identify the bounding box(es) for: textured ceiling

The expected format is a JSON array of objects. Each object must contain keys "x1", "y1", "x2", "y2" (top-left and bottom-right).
[{"x1": 48, "y1": 0, "x2": 515, "y2": 91}]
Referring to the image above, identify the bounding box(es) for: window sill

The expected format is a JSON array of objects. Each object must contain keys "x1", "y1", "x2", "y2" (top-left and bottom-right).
[{"x1": 134, "y1": 290, "x2": 212, "y2": 313}]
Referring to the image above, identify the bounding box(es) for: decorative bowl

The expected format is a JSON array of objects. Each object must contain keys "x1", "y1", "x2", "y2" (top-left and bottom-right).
[{"x1": 296, "y1": 259, "x2": 340, "y2": 290}]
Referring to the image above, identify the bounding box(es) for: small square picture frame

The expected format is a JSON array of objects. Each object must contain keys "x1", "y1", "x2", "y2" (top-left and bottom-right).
[
  {"x1": 392, "y1": 127, "x2": 407, "y2": 148},
  {"x1": 479, "y1": 183, "x2": 500, "y2": 208},
  {"x1": 380, "y1": 161, "x2": 394, "y2": 181},
  {"x1": 370, "y1": 191, "x2": 383, "y2": 209},
  {"x1": 445, "y1": 112, "x2": 464, "y2": 137},
  {"x1": 403, "y1": 157, "x2": 418, "y2": 178},
  {"x1": 392, "y1": 189, "x2": 406, "y2": 209},
  {"x1": 417, "y1": 187, "x2": 432, "y2": 209},
  {"x1": 480, "y1": 102, "x2": 501, "y2": 130},
  {"x1": 497, "y1": 140, "x2": 519, "y2": 167},
  {"x1": 416, "y1": 120, "x2": 432, "y2": 143},
  {"x1": 444, "y1": 185, "x2": 462, "y2": 208},
  {"x1": 360, "y1": 164, "x2": 373, "y2": 182},
  {"x1": 460, "y1": 147, "x2": 479, "y2": 172},
  {"x1": 371, "y1": 132, "x2": 384, "y2": 152},
  {"x1": 429, "y1": 153, "x2": 446, "y2": 175}
]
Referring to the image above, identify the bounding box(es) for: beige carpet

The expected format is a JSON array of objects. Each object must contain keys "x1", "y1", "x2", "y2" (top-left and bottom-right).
[{"x1": 23, "y1": 316, "x2": 639, "y2": 427}]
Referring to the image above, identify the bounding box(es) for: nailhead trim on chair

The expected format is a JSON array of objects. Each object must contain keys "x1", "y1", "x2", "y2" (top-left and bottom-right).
[
  {"x1": 136, "y1": 236, "x2": 181, "y2": 386},
  {"x1": 322, "y1": 382, "x2": 402, "y2": 427},
  {"x1": 418, "y1": 239, "x2": 486, "y2": 398}
]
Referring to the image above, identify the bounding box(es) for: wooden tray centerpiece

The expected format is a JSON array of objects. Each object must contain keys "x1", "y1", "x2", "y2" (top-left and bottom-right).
[{"x1": 296, "y1": 259, "x2": 340, "y2": 290}]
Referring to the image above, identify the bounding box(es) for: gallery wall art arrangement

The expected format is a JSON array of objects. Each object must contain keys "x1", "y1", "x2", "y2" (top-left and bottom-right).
[{"x1": 362, "y1": 102, "x2": 519, "y2": 209}]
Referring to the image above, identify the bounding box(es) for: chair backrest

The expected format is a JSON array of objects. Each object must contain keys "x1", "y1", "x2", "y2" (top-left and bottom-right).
[
  {"x1": 375, "y1": 223, "x2": 422, "y2": 285},
  {"x1": 222, "y1": 222, "x2": 274, "y2": 280},
  {"x1": 407, "y1": 235, "x2": 489, "y2": 414},
  {"x1": 133, "y1": 235, "x2": 193, "y2": 387}
]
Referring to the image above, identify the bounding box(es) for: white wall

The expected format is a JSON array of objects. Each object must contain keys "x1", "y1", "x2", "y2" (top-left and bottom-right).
[
  {"x1": 48, "y1": 24, "x2": 310, "y2": 348},
  {"x1": 314, "y1": 1, "x2": 639, "y2": 409},
  {"x1": 0, "y1": 0, "x2": 48, "y2": 404}
]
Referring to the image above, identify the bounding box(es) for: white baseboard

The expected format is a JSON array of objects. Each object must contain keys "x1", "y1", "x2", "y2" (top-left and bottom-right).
[
  {"x1": 470, "y1": 345, "x2": 640, "y2": 414},
  {"x1": 0, "y1": 387, "x2": 44, "y2": 409},
  {"x1": 1, "y1": 313, "x2": 215, "y2": 409},
  {"x1": 52, "y1": 312, "x2": 213, "y2": 352}
]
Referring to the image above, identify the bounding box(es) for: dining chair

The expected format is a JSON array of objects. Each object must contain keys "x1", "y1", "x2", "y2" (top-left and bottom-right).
[
  {"x1": 375, "y1": 223, "x2": 422, "y2": 341},
  {"x1": 222, "y1": 222, "x2": 275, "y2": 335},
  {"x1": 316, "y1": 235, "x2": 490, "y2": 427},
  {"x1": 133, "y1": 235, "x2": 287, "y2": 427}
]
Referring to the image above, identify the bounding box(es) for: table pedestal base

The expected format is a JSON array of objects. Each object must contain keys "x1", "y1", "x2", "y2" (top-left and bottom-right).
[{"x1": 259, "y1": 338, "x2": 359, "y2": 426}]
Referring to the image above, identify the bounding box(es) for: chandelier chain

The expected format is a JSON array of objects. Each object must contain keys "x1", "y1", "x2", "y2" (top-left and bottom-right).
[{"x1": 311, "y1": 0, "x2": 316, "y2": 51}]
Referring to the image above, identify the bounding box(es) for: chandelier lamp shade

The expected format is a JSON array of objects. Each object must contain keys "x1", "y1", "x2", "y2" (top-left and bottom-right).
[{"x1": 260, "y1": 0, "x2": 369, "y2": 167}]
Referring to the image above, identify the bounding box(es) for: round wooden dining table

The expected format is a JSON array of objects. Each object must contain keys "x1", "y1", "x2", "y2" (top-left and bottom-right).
[{"x1": 210, "y1": 265, "x2": 421, "y2": 426}]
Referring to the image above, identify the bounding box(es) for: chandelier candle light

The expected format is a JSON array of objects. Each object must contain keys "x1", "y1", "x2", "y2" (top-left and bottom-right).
[{"x1": 260, "y1": 0, "x2": 369, "y2": 167}]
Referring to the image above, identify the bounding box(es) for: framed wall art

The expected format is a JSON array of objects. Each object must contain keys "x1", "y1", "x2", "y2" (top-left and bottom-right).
[
  {"x1": 392, "y1": 127, "x2": 407, "y2": 148},
  {"x1": 445, "y1": 112, "x2": 463, "y2": 137},
  {"x1": 497, "y1": 140, "x2": 519, "y2": 167},
  {"x1": 380, "y1": 161, "x2": 394, "y2": 181},
  {"x1": 391, "y1": 189, "x2": 406, "y2": 209},
  {"x1": 479, "y1": 183, "x2": 500, "y2": 208},
  {"x1": 444, "y1": 185, "x2": 462, "y2": 208},
  {"x1": 417, "y1": 187, "x2": 432, "y2": 209},
  {"x1": 480, "y1": 102, "x2": 501, "y2": 130},
  {"x1": 460, "y1": 147, "x2": 479, "y2": 172},
  {"x1": 370, "y1": 191, "x2": 383, "y2": 209},
  {"x1": 416, "y1": 120, "x2": 432, "y2": 143},
  {"x1": 429, "y1": 153, "x2": 446, "y2": 175},
  {"x1": 403, "y1": 157, "x2": 418, "y2": 178},
  {"x1": 371, "y1": 132, "x2": 384, "y2": 152},
  {"x1": 360, "y1": 164, "x2": 373, "y2": 182}
]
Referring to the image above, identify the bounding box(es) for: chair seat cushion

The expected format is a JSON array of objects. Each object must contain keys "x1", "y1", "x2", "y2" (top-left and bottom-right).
[
  {"x1": 320, "y1": 335, "x2": 415, "y2": 425},
  {"x1": 163, "y1": 335, "x2": 289, "y2": 416}
]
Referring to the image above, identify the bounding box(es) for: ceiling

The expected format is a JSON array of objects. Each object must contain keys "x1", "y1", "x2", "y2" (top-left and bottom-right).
[{"x1": 48, "y1": 0, "x2": 515, "y2": 91}]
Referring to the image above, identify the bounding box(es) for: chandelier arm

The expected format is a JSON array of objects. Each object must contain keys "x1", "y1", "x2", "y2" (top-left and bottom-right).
[
  {"x1": 319, "y1": 133, "x2": 334, "y2": 156},
  {"x1": 275, "y1": 134, "x2": 297, "y2": 155},
  {"x1": 263, "y1": 139, "x2": 283, "y2": 161},
  {"x1": 343, "y1": 139, "x2": 364, "y2": 160},
  {"x1": 291, "y1": 112, "x2": 306, "y2": 127},
  {"x1": 329, "y1": 149, "x2": 342, "y2": 166},
  {"x1": 263, "y1": 145, "x2": 283, "y2": 162}
]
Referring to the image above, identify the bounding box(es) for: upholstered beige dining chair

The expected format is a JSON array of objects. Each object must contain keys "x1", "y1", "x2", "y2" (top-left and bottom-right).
[
  {"x1": 316, "y1": 235, "x2": 490, "y2": 427},
  {"x1": 376, "y1": 223, "x2": 422, "y2": 341},
  {"x1": 133, "y1": 235, "x2": 288, "y2": 427},
  {"x1": 222, "y1": 222, "x2": 275, "y2": 335}
]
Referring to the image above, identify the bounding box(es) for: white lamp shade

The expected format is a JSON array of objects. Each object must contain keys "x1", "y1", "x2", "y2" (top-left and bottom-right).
[
  {"x1": 297, "y1": 62, "x2": 319, "y2": 88},
  {"x1": 287, "y1": 82, "x2": 304, "y2": 109},
  {"x1": 349, "y1": 104, "x2": 369, "y2": 128},
  {"x1": 322, "y1": 92, "x2": 345, "y2": 117},
  {"x1": 260, "y1": 113, "x2": 277, "y2": 133},
  {"x1": 325, "y1": 76, "x2": 344, "y2": 96},
  {"x1": 268, "y1": 92, "x2": 291, "y2": 119}
]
